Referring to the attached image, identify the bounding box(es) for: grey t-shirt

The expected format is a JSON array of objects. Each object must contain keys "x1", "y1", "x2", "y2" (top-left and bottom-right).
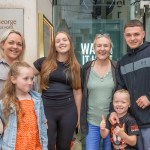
[{"x1": 0, "y1": 58, "x2": 9, "y2": 94}]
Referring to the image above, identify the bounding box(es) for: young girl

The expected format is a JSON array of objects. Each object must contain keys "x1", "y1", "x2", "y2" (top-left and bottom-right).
[
  {"x1": 33, "y1": 31, "x2": 82, "y2": 150},
  {"x1": 0, "y1": 61, "x2": 48, "y2": 150}
]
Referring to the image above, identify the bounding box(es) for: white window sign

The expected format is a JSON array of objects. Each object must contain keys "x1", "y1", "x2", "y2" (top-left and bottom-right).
[{"x1": 0, "y1": 8, "x2": 23, "y2": 36}]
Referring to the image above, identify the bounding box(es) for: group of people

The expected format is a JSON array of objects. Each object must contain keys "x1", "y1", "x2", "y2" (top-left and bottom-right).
[{"x1": 0, "y1": 19, "x2": 149, "y2": 150}]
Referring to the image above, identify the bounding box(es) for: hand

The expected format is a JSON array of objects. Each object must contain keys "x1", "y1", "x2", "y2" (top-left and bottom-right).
[
  {"x1": 114, "y1": 124, "x2": 125, "y2": 137},
  {"x1": 136, "y1": 96, "x2": 150, "y2": 109},
  {"x1": 109, "y1": 112, "x2": 119, "y2": 125},
  {"x1": 100, "y1": 115, "x2": 106, "y2": 130}
]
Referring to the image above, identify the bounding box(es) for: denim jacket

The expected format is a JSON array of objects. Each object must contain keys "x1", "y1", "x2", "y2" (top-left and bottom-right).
[{"x1": 0, "y1": 90, "x2": 48, "y2": 150}]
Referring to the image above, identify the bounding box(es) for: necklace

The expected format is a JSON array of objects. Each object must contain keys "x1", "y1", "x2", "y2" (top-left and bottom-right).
[
  {"x1": 100, "y1": 77, "x2": 104, "y2": 82},
  {"x1": 93, "y1": 59, "x2": 111, "y2": 80},
  {"x1": 99, "y1": 70, "x2": 111, "y2": 82}
]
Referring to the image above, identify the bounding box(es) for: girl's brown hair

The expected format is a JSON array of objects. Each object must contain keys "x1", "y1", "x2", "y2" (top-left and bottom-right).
[
  {"x1": 40, "y1": 31, "x2": 81, "y2": 90},
  {"x1": 0, "y1": 61, "x2": 32, "y2": 124}
]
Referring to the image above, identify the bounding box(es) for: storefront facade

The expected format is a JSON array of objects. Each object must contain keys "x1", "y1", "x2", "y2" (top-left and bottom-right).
[{"x1": 52, "y1": 0, "x2": 150, "y2": 65}]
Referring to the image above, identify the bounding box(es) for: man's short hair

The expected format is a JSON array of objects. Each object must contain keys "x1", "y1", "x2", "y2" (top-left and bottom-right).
[{"x1": 124, "y1": 19, "x2": 144, "y2": 31}]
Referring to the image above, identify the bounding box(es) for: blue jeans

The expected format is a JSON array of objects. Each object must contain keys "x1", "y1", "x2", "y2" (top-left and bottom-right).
[{"x1": 86, "y1": 123, "x2": 111, "y2": 150}]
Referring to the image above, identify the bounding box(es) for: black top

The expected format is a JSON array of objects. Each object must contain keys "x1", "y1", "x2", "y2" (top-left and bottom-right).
[
  {"x1": 34, "y1": 57, "x2": 74, "y2": 106},
  {"x1": 106, "y1": 113, "x2": 139, "y2": 150},
  {"x1": 116, "y1": 41, "x2": 150, "y2": 128}
]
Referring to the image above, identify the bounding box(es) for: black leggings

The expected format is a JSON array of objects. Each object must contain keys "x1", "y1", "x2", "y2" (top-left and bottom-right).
[{"x1": 44, "y1": 102, "x2": 78, "y2": 150}]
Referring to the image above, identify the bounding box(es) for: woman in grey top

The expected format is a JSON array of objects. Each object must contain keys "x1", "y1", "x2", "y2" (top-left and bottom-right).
[
  {"x1": 0, "y1": 29, "x2": 25, "y2": 93},
  {"x1": 81, "y1": 34, "x2": 117, "y2": 150},
  {"x1": 0, "y1": 29, "x2": 25, "y2": 135}
]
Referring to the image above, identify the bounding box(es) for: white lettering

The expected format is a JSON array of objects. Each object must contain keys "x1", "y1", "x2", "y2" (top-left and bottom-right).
[
  {"x1": 81, "y1": 43, "x2": 96, "y2": 65},
  {"x1": 81, "y1": 43, "x2": 90, "y2": 55},
  {"x1": 89, "y1": 43, "x2": 94, "y2": 55}
]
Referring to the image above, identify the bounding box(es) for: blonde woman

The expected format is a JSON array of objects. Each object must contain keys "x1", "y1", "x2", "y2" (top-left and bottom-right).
[
  {"x1": 81, "y1": 34, "x2": 117, "y2": 150},
  {"x1": 33, "y1": 31, "x2": 82, "y2": 150},
  {"x1": 0, "y1": 29, "x2": 25, "y2": 93},
  {"x1": 0, "y1": 29, "x2": 25, "y2": 135}
]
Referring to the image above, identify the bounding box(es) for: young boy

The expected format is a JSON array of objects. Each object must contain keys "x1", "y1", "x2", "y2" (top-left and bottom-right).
[{"x1": 100, "y1": 89, "x2": 139, "y2": 150}]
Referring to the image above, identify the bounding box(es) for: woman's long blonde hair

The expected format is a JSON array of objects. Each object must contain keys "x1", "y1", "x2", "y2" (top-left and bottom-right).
[
  {"x1": 40, "y1": 31, "x2": 81, "y2": 90},
  {"x1": 0, "y1": 61, "x2": 32, "y2": 124}
]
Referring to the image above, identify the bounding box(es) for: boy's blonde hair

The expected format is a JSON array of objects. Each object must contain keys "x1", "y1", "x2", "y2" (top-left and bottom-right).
[{"x1": 113, "y1": 89, "x2": 130, "y2": 103}]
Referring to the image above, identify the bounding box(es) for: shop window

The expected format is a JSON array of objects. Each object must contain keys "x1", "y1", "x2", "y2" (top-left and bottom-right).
[{"x1": 53, "y1": 0, "x2": 132, "y2": 65}]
